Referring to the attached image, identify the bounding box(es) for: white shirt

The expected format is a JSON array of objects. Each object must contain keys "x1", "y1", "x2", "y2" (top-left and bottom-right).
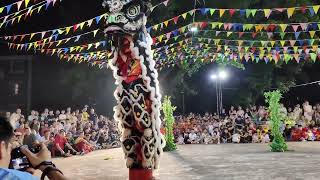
[
  {"x1": 232, "y1": 133, "x2": 240, "y2": 143},
  {"x1": 189, "y1": 133, "x2": 197, "y2": 141}
]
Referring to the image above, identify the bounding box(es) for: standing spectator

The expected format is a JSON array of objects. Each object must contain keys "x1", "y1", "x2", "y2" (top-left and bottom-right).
[
  {"x1": 81, "y1": 108, "x2": 90, "y2": 121},
  {"x1": 9, "y1": 108, "x2": 23, "y2": 129},
  {"x1": 89, "y1": 108, "x2": 98, "y2": 125},
  {"x1": 59, "y1": 110, "x2": 67, "y2": 121}
]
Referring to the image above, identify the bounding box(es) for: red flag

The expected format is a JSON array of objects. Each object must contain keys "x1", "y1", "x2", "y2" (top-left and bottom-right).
[{"x1": 229, "y1": 9, "x2": 236, "y2": 17}]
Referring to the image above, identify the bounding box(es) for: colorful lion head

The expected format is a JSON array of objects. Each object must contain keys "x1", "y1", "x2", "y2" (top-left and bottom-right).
[{"x1": 102, "y1": 0, "x2": 152, "y2": 35}]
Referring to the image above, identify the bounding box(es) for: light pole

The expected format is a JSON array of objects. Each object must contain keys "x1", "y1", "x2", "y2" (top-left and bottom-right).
[{"x1": 210, "y1": 70, "x2": 228, "y2": 117}]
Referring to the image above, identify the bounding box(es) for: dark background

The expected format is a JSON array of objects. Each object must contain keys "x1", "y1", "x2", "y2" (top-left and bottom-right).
[{"x1": 0, "y1": 0, "x2": 319, "y2": 116}]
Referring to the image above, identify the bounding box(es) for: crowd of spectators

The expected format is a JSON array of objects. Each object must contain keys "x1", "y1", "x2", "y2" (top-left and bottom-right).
[
  {"x1": 173, "y1": 101, "x2": 320, "y2": 145},
  {"x1": 6, "y1": 106, "x2": 120, "y2": 157}
]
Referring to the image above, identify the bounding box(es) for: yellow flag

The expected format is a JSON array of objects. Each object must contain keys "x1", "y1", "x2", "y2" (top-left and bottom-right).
[
  {"x1": 280, "y1": 40, "x2": 285, "y2": 47},
  {"x1": 313, "y1": 5, "x2": 320, "y2": 14},
  {"x1": 264, "y1": 9, "x2": 271, "y2": 18},
  {"x1": 164, "y1": 21, "x2": 169, "y2": 27},
  {"x1": 79, "y1": 22, "x2": 85, "y2": 30},
  {"x1": 25, "y1": 0, "x2": 31, "y2": 7},
  {"x1": 279, "y1": 24, "x2": 287, "y2": 32},
  {"x1": 271, "y1": 41, "x2": 275, "y2": 47},
  {"x1": 30, "y1": 33, "x2": 35, "y2": 40},
  {"x1": 182, "y1": 13, "x2": 187, "y2": 19},
  {"x1": 287, "y1": 8, "x2": 295, "y2": 18},
  {"x1": 219, "y1": 9, "x2": 225, "y2": 17},
  {"x1": 309, "y1": 31, "x2": 316, "y2": 38},
  {"x1": 65, "y1": 27, "x2": 71, "y2": 34},
  {"x1": 158, "y1": 35, "x2": 164, "y2": 42}
]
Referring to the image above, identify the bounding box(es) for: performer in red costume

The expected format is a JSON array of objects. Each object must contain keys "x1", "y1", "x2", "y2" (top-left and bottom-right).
[{"x1": 102, "y1": 0, "x2": 165, "y2": 179}]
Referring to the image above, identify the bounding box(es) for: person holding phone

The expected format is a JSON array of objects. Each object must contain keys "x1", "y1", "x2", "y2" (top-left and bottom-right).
[{"x1": 0, "y1": 116, "x2": 67, "y2": 180}]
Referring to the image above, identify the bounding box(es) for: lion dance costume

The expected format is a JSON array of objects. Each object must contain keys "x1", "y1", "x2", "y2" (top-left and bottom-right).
[{"x1": 102, "y1": 0, "x2": 165, "y2": 179}]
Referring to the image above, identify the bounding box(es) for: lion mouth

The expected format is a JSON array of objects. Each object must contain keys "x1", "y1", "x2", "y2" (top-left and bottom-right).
[{"x1": 104, "y1": 25, "x2": 126, "y2": 34}]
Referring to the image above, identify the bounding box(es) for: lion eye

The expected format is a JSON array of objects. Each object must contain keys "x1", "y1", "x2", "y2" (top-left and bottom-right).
[{"x1": 126, "y1": 4, "x2": 140, "y2": 19}]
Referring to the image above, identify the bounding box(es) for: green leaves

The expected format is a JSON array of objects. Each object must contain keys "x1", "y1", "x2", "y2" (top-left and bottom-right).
[
  {"x1": 162, "y1": 96, "x2": 177, "y2": 152},
  {"x1": 264, "y1": 90, "x2": 288, "y2": 152}
]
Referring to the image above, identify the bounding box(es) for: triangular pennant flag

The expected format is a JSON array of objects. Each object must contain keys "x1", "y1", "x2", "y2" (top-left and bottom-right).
[
  {"x1": 219, "y1": 9, "x2": 225, "y2": 17},
  {"x1": 313, "y1": 5, "x2": 320, "y2": 14},
  {"x1": 229, "y1": 9, "x2": 236, "y2": 17},
  {"x1": 292, "y1": 25, "x2": 299, "y2": 32},
  {"x1": 37, "y1": 5, "x2": 43, "y2": 13},
  {"x1": 264, "y1": 9, "x2": 271, "y2": 18},
  {"x1": 310, "y1": 53, "x2": 317, "y2": 62},
  {"x1": 210, "y1": 9, "x2": 215, "y2": 16},
  {"x1": 25, "y1": 0, "x2": 31, "y2": 7},
  {"x1": 287, "y1": 8, "x2": 295, "y2": 18},
  {"x1": 227, "y1": 32, "x2": 232, "y2": 37},
  {"x1": 182, "y1": 13, "x2": 187, "y2": 19},
  {"x1": 251, "y1": 9, "x2": 257, "y2": 17},
  {"x1": 93, "y1": 29, "x2": 99, "y2": 37},
  {"x1": 300, "y1": 23, "x2": 308, "y2": 31},
  {"x1": 309, "y1": 31, "x2": 316, "y2": 38},
  {"x1": 289, "y1": 40, "x2": 296, "y2": 47},
  {"x1": 294, "y1": 32, "x2": 301, "y2": 39},
  {"x1": 279, "y1": 24, "x2": 288, "y2": 32},
  {"x1": 163, "y1": 0, "x2": 169, "y2": 6},
  {"x1": 280, "y1": 40, "x2": 285, "y2": 47},
  {"x1": 65, "y1": 26, "x2": 71, "y2": 34},
  {"x1": 309, "y1": 7, "x2": 315, "y2": 16},
  {"x1": 0, "y1": 7, "x2": 4, "y2": 14},
  {"x1": 163, "y1": 20, "x2": 169, "y2": 27},
  {"x1": 246, "y1": 9, "x2": 251, "y2": 18},
  {"x1": 6, "y1": 4, "x2": 13, "y2": 14}
]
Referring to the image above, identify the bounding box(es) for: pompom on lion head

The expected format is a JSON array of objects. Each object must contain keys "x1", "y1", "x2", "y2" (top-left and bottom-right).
[{"x1": 102, "y1": 0, "x2": 152, "y2": 35}]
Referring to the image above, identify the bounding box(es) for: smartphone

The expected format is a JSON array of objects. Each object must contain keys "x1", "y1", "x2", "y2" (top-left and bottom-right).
[{"x1": 9, "y1": 146, "x2": 40, "y2": 171}]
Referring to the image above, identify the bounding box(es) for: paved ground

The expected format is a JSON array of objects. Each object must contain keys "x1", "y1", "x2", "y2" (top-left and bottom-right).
[{"x1": 38, "y1": 142, "x2": 320, "y2": 180}]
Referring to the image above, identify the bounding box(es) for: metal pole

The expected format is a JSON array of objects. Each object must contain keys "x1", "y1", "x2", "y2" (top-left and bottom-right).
[
  {"x1": 182, "y1": 91, "x2": 185, "y2": 115},
  {"x1": 215, "y1": 80, "x2": 219, "y2": 117},
  {"x1": 26, "y1": 56, "x2": 32, "y2": 114},
  {"x1": 220, "y1": 81, "x2": 223, "y2": 115}
]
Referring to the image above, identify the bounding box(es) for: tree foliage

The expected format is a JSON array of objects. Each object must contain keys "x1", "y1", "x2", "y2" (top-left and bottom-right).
[
  {"x1": 162, "y1": 96, "x2": 177, "y2": 152},
  {"x1": 264, "y1": 90, "x2": 288, "y2": 152}
]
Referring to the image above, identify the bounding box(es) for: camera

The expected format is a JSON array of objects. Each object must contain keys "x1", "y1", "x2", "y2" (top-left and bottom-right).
[{"x1": 9, "y1": 145, "x2": 41, "y2": 171}]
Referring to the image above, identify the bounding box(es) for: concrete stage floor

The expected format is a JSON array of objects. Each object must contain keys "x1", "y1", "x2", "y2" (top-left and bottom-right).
[{"x1": 43, "y1": 142, "x2": 320, "y2": 180}]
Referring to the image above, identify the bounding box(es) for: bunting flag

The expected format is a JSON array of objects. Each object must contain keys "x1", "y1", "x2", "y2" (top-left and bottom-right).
[
  {"x1": 0, "y1": 0, "x2": 63, "y2": 29},
  {"x1": 0, "y1": 0, "x2": 43, "y2": 16},
  {"x1": 148, "y1": 5, "x2": 320, "y2": 33},
  {"x1": 7, "y1": 29, "x2": 103, "y2": 51},
  {"x1": 150, "y1": 0, "x2": 170, "y2": 12},
  {"x1": 151, "y1": 24, "x2": 320, "y2": 44},
  {"x1": 1, "y1": 11, "x2": 107, "y2": 42},
  {"x1": 148, "y1": 20, "x2": 320, "y2": 35},
  {"x1": 153, "y1": 36, "x2": 320, "y2": 53},
  {"x1": 154, "y1": 43, "x2": 320, "y2": 68},
  {"x1": 4, "y1": 2, "x2": 320, "y2": 68}
]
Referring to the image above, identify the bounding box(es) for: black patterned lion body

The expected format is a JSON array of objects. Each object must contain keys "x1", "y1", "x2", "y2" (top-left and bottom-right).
[{"x1": 102, "y1": 0, "x2": 164, "y2": 170}]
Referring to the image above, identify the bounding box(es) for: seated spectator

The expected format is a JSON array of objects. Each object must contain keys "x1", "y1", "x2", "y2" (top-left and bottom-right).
[
  {"x1": 75, "y1": 132, "x2": 94, "y2": 154},
  {"x1": 53, "y1": 129, "x2": 79, "y2": 157},
  {"x1": 306, "y1": 130, "x2": 315, "y2": 141},
  {"x1": 221, "y1": 129, "x2": 231, "y2": 143},
  {"x1": 211, "y1": 131, "x2": 220, "y2": 144},
  {"x1": 23, "y1": 127, "x2": 39, "y2": 148},
  {"x1": 187, "y1": 130, "x2": 198, "y2": 144},
  {"x1": 252, "y1": 133, "x2": 259, "y2": 143},
  {"x1": 232, "y1": 130, "x2": 241, "y2": 143},
  {"x1": 261, "y1": 131, "x2": 270, "y2": 143},
  {"x1": 177, "y1": 134, "x2": 185, "y2": 144}
]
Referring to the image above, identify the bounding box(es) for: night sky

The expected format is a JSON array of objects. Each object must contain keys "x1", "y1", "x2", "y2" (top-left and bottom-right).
[{"x1": 0, "y1": 0, "x2": 319, "y2": 116}]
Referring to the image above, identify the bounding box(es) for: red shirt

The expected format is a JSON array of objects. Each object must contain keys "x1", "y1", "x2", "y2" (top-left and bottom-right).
[{"x1": 54, "y1": 134, "x2": 67, "y2": 148}]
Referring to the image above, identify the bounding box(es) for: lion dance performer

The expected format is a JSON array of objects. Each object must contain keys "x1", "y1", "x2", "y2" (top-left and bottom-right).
[{"x1": 102, "y1": 0, "x2": 165, "y2": 179}]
